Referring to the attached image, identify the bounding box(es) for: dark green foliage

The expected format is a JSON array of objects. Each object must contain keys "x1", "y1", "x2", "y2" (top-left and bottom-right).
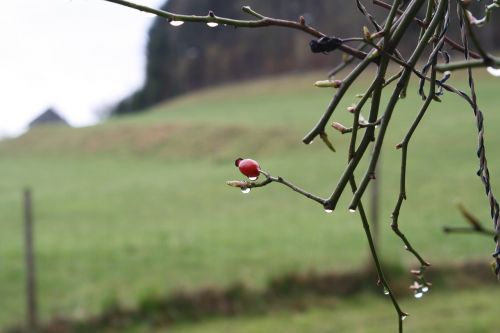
[
  {"x1": 112, "y1": 0, "x2": 499, "y2": 115},
  {"x1": 112, "y1": 0, "x2": 366, "y2": 114}
]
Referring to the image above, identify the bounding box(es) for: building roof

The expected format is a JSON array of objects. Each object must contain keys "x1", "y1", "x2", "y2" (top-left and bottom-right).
[{"x1": 28, "y1": 108, "x2": 69, "y2": 128}]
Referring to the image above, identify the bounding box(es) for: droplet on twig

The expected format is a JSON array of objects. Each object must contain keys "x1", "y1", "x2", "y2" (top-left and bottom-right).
[
  {"x1": 324, "y1": 209, "x2": 333, "y2": 214},
  {"x1": 486, "y1": 67, "x2": 500, "y2": 77},
  {"x1": 170, "y1": 20, "x2": 184, "y2": 26},
  {"x1": 207, "y1": 22, "x2": 219, "y2": 28}
]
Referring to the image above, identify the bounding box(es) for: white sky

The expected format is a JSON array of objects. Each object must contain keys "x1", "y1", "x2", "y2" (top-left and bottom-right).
[{"x1": 0, "y1": 0, "x2": 165, "y2": 137}]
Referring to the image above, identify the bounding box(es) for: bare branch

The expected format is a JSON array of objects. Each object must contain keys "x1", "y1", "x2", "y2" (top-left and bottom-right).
[
  {"x1": 443, "y1": 205, "x2": 498, "y2": 237},
  {"x1": 227, "y1": 171, "x2": 326, "y2": 206},
  {"x1": 373, "y1": 0, "x2": 481, "y2": 58},
  {"x1": 101, "y1": 0, "x2": 367, "y2": 60}
]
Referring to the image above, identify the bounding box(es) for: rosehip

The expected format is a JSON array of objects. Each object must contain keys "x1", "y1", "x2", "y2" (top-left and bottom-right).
[{"x1": 234, "y1": 158, "x2": 260, "y2": 179}]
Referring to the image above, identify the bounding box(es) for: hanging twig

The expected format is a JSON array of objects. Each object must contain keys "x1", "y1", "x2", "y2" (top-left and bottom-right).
[{"x1": 443, "y1": 204, "x2": 498, "y2": 237}]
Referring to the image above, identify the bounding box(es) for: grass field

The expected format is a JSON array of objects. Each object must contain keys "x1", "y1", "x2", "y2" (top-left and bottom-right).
[
  {"x1": 114, "y1": 287, "x2": 498, "y2": 333},
  {"x1": 1, "y1": 69, "x2": 499, "y2": 330}
]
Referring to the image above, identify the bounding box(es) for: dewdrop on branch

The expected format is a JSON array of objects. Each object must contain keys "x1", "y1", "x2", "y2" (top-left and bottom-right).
[
  {"x1": 169, "y1": 20, "x2": 184, "y2": 26},
  {"x1": 206, "y1": 10, "x2": 219, "y2": 27},
  {"x1": 410, "y1": 281, "x2": 425, "y2": 298},
  {"x1": 487, "y1": 67, "x2": 500, "y2": 77}
]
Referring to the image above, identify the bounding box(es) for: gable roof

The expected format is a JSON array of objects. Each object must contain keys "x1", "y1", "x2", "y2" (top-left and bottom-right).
[{"x1": 29, "y1": 108, "x2": 70, "y2": 128}]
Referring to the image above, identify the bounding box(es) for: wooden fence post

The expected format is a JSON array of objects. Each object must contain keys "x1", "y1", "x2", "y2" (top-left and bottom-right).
[{"x1": 23, "y1": 188, "x2": 38, "y2": 332}]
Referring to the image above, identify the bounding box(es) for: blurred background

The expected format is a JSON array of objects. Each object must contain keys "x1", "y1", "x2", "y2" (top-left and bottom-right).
[{"x1": 1, "y1": 1, "x2": 499, "y2": 332}]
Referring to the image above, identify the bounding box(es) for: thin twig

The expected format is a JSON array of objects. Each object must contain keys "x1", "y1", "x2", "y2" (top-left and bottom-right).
[
  {"x1": 435, "y1": 56, "x2": 500, "y2": 72},
  {"x1": 443, "y1": 204, "x2": 497, "y2": 236},
  {"x1": 349, "y1": 177, "x2": 407, "y2": 333},
  {"x1": 443, "y1": 226, "x2": 498, "y2": 237},
  {"x1": 348, "y1": 0, "x2": 448, "y2": 211},
  {"x1": 322, "y1": 0, "x2": 428, "y2": 211},
  {"x1": 101, "y1": 0, "x2": 367, "y2": 60},
  {"x1": 226, "y1": 171, "x2": 326, "y2": 206},
  {"x1": 457, "y1": 3, "x2": 500, "y2": 278},
  {"x1": 373, "y1": 0, "x2": 481, "y2": 58}
]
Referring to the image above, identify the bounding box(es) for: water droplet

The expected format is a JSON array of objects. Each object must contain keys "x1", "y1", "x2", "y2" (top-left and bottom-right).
[
  {"x1": 414, "y1": 291, "x2": 423, "y2": 299},
  {"x1": 487, "y1": 67, "x2": 500, "y2": 77},
  {"x1": 383, "y1": 288, "x2": 389, "y2": 295},
  {"x1": 207, "y1": 22, "x2": 219, "y2": 28},
  {"x1": 348, "y1": 208, "x2": 356, "y2": 213},
  {"x1": 422, "y1": 286, "x2": 429, "y2": 293},
  {"x1": 241, "y1": 188, "x2": 251, "y2": 194},
  {"x1": 248, "y1": 176, "x2": 258, "y2": 181},
  {"x1": 324, "y1": 209, "x2": 333, "y2": 214},
  {"x1": 401, "y1": 315, "x2": 407, "y2": 321},
  {"x1": 170, "y1": 20, "x2": 184, "y2": 26}
]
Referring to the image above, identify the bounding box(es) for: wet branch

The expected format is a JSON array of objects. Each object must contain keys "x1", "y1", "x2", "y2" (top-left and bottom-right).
[
  {"x1": 444, "y1": 204, "x2": 498, "y2": 237},
  {"x1": 226, "y1": 171, "x2": 326, "y2": 206},
  {"x1": 101, "y1": 0, "x2": 366, "y2": 60}
]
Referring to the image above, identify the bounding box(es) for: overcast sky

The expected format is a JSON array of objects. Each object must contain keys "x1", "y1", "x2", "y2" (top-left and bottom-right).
[{"x1": 0, "y1": 0, "x2": 164, "y2": 137}]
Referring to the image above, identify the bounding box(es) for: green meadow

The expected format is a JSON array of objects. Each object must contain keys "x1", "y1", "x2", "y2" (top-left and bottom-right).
[
  {"x1": 118, "y1": 287, "x2": 498, "y2": 333},
  {"x1": 0, "y1": 69, "x2": 498, "y2": 330}
]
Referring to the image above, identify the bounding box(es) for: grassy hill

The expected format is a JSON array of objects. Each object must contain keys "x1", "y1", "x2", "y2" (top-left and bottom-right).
[
  {"x1": 119, "y1": 287, "x2": 498, "y2": 333},
  {"x1": 1, "y1": 70, "x2": 499, "y2": 329}
]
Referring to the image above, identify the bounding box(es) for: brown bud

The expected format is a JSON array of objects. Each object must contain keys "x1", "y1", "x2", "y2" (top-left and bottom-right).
[
  {"x1": 226, "y1": 180, "x2": 248, "y2": 188},
  {"x1": 363, "y1": 26, "x2": 372, "y2": 41},
  {"x1": 331, "y1": 122, "x2": 348, "y2": 134},
  {"x1": 409, "y1": 281, "x2": 423, "y2": 290},
  {"x1": 314, "y1": 80, "x2": 342, "y2": 88}
]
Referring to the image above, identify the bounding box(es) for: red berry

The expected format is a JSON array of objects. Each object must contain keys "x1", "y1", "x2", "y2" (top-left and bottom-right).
[{"x1": 234, "y1": 158, "x2": 260, "y2": 179}]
